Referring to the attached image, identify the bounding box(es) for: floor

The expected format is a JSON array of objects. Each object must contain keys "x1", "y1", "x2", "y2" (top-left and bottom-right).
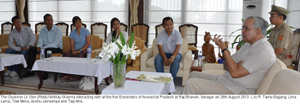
[{"x1": 3, "y1": 71, "x2": 184, "y2": 94}]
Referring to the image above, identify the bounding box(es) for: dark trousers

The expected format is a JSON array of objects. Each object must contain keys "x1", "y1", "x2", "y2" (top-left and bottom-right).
[{"x1": 26, "y1": 47, "x2": 62, "y2": 69}]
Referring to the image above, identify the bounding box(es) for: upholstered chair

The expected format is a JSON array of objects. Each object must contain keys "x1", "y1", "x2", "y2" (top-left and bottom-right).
[
  {"x1": 140, "y1": 38, "x2": 192, "y2": 86},
  {"x1": 35, "y1": 22, "x2": 46, "y2": 34},
  {"x1": 1, "y1": 22, "x2": 13, "y2": 34},
  {"x1": 55, "y1": 22, "x2": 69, "y2": 36},
  {"x1": 91, "y1": 22, "x2": 107, "y2": 41},
  {"x1": 126, "y1": 37, "x2": 148, "y2": 72},
  {"x1": 131, "y1": 23, "x2": 149, "y2": 46},
  {"x1": 179, "y1": 24, "x2": 198, "y2": 60}
]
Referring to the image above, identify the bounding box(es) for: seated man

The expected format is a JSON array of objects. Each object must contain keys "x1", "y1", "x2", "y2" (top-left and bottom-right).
[
  {"x1": 182, "y1": 16, "x2": 276, "y2": 94},
  {"x1": 24, "y1": 14, "x2": 63, "y2": 80},
  {"x1": 5, "y1": 16, "x2": 36, "y2": 77},
  {"x1": 154, "y1": 17, "x2": 182, "y2": 81}
]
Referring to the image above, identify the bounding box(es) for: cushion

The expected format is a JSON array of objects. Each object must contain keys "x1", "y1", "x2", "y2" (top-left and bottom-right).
[
  {"x1": 0, "y1": 34, "x2": 9, "y2": 46},
  {"x1": 62, "y1": 36, "x2": 70, "y2": 53},
  {"x1": 266, "y1": 69, "x2": 300, "y2": 94},
  {"x1": 188, "y1": 45, "x2": 198, "y2": 51},
  {"x1": 256, "y1": 59, "x2": 287, "y2": 94}
]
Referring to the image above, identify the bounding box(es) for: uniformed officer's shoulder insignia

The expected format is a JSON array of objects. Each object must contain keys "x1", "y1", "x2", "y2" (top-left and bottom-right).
[{"x1": 278, "y1": 35, "x2": 284, "y2": 40}]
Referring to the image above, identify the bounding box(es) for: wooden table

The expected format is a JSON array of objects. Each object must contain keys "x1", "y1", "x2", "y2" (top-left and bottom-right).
[{"x1": 191, "y1": 60, "x2": 202, "y2": 72}]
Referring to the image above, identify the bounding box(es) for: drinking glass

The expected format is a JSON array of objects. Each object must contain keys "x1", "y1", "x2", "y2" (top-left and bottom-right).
[{"x1": 47, "y1": 50, "x2": 52, "y2": 58}]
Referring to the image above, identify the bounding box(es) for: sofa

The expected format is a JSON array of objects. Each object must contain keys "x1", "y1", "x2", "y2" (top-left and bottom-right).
[
  {"x1": 200, "y1": 59, "x2": 300, "y2": 94},
  {"x1": 0, "y1": 34, "x2": 103, "y2": 58},
  {"x1": 140, "y1": 38, "x2": 192, "y2": 86}
]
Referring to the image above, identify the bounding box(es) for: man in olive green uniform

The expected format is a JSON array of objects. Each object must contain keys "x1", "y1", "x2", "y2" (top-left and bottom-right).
[{"x1": 269, "y1": 5, "x2": 293, "y2": 67}]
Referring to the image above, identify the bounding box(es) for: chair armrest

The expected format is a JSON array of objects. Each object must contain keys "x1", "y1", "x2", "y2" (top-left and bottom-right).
[
  {"x1": 140, "y1": 48, "x2": 153, "y2": 70},
  {"x1": 0, "y1": 45, "x2": 9, "y2": 53},
  {"x1": 202, "y1": 63, "x2": 224, "y2": 70},
  {"x1": 91, "y1": 48, "x2": 101, "y2": 58},
  {"x1": 182, "y1": 50, "x2": 192, "y2": 70}
]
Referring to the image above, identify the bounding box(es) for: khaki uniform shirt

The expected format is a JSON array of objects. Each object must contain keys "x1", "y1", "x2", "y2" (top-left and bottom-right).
[{"x1": 269, "y1": 22, "x2": 293, "y2": 66}]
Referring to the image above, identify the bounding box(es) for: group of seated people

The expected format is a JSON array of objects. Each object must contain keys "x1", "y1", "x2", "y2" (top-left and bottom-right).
[
  {"x1": 3, "y1": 5, "x2": 294, "y2": 94},
  {"x1": 4, "y1": 13, "x2": 128, "y2": 82}
]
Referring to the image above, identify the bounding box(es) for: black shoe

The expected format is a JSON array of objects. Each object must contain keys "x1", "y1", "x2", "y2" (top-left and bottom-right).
[
  {"x1": 22, "y1": 70, "x2": 34, "y2": 78},
  {"x1": 43, "y1": 72, "x2": 49, "y2": 80}
]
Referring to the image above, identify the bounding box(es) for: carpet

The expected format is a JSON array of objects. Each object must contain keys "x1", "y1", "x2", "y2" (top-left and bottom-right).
[{"x1": 0, "y1": 82, "x2": 98, "y2": 95}]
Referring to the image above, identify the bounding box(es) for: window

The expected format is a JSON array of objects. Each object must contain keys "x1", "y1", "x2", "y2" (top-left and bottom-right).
[
  {"x1": 0, "y1": 0, "x2": 16, "y2": 32},
  {"x1": 144, "y1": 0, "x2": 243, "y2": 55},
  {"x1": 28, "y1": 0, "x2": 129, "y2": 36},
  {"x1": 287, "y1": 0, "x2": 300, "y2": 29}
]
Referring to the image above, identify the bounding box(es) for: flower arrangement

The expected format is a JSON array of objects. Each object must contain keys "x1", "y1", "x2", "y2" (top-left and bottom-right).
[
  {"x1": 99, "y1": 32, "x2": 140, "y2": 87},
  {"x1": 99, "y1": 32, "x2": 140, "y2": 64}
]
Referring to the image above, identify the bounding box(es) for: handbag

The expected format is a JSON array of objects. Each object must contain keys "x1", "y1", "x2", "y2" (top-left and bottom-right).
[{"x1": 79, "y1": 76, "x2": 95, "y2": 90}]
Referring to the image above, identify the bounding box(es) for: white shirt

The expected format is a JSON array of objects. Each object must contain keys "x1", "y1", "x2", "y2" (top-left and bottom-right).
[
  {"x1": 8, "y1": 26, "x2": 36, "y2": 51},
  {"x1": 156, "y1": 29, "x2": 182, "y2": 54},
  {"x1": 106, "y1": 31, "x2": 128, "y2": 44},
  {"x1": 217, "y1": 38, "x2": 276, "y2": 94}
]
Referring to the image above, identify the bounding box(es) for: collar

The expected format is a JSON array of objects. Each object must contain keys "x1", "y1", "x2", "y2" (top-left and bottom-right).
[
  {"x1": 44, "y1": 25, "x2": 55, "y2": 31},
  {"x1": 13, "y1": 26, "x2": 25, "y2": 32},
  {"x1": 75, "y1": 27, "x2": 84, "y2": 33},
  {"x1": 274, "y1": 22, "x2": 286, "y2": 30},
  {"x1": 164, "y1": 29, "x2": 175, "y2": 36},
  {"x1": 250, "y1": 38, "x2": 267, "y2": 48}
]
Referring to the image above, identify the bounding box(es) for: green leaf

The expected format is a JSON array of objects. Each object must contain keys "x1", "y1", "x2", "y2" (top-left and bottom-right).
[
  {"x1": 128, "y1": 32, "x2": 134, "y2": 48},
  {"x1": 115, "y1": 41, "x2": 123, "y2": 50},
  {"x1": 231, "y1": 34, "x2": 241, "y2": 48},
  {"x1": 120, "y1": 32, "x2": 125, "y2": 46},
  {"x1": 229, "y1": 29, "x2": 242, "y2": 37},
  {"x1": 115, "y1": 51, "x2": 121, "y2": 64},
  {"x1": 121, "y1": 55, "x2": 126, "y2": 64}
]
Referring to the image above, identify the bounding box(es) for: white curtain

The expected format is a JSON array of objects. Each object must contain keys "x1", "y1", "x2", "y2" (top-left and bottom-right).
[
  {"x1": 28, "y1": 0, "x2": 128, "y2": 35},
  {"x1": 16, "y1": 0, "x2": 26, "y2": 22},
  {"x1": 129, "y1": 0, "x2": 140, "y2": 34}
]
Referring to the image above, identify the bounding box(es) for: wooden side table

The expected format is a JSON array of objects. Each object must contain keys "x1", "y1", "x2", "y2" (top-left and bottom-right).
[{"x1": 191, "y1": 60, "x2": 202, "y2": 72}]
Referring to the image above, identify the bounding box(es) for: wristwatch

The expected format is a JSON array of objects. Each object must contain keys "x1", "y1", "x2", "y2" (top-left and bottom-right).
[
  {"x1": 221, "y1": 48, "x2": 228, "y2": 53},
  {"x1": 80, "y1": 49, "x2": 83, "y2": 52},
  {"x1": 171, "y1": 56, "x2": 175, "y2": 59}
]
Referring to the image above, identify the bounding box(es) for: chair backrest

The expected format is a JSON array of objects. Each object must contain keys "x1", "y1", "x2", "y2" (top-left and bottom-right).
[
  {"x1": 70, "y1": 23, "x2": 86, "y2": 32},
  {"x1": 291, "y1": 29, "x2": 300, "y2": 70},
  {"x1": 111, "y1": 23, "x2": 127, "y2": 32},
  {"x1": 1, "y1": 22, "x2": 13, "y2": 34},
  {"x1": 155, "y1": 24, "x2": 164, "y2": 38},
  {"x1": 151, "y1": 38, "x2": 188, "y2": 57},
  {"x1": 256, "y1": 59, "x2": 287, "y2": 94},
  {"x1": 91, "y1": 22, "x2": 107, "y2": 41},
  {"x1": 35, "y1": 22, "x2": 46, "y2": 34},
  {"x1": 131, "y1": 23, "x2": 149, "y2": 46},
  {"x1": 179, "y1": 24, "x2": 198, "y2": 47},
  {"x1": 266, "y1": 69, "x2": 300, "y2": 94},
  {"x1": 90, "y1": 35, "x2": 103, "y2": 50},
  {"x1": 55, "y1": 22, "x2": 69, "y2": 36},
  {"x1": 62, "y1": 36, "x2": 71, "y2": 53},
  {"x1": 0, "y1": 34, "x2": 9, "y2": 46},
  {"x1": 22, "y1": 22, "x2": 31, "y2": 27},
  {"x1": 130, "y1": 36, "x2": 145, "y2": 50}
]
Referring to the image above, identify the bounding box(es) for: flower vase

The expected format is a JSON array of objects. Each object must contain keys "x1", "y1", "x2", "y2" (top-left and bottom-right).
[{"x1": 113, "y1": 63, "x2": 126, "y2": 88}]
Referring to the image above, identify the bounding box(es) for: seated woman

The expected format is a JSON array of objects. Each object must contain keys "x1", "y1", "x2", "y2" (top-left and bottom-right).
[
  {"x1": 106, "y1": 17, "x2": 128, "y2": 43},
  {"x1": 62, "y1": 16, "x2": 91, "y2": 82}
]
